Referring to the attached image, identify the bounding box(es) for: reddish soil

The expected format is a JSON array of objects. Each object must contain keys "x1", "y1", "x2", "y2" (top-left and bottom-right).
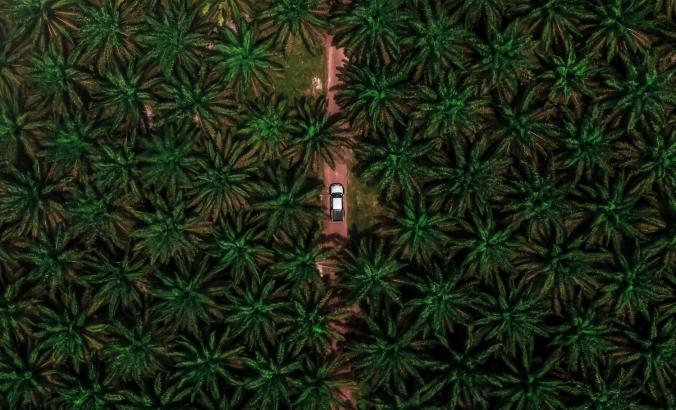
[
  {"x1": 321, "y1": 35, "x2": 359, "y2": 410},
  {"x1": 322, "y1": 35, "x2": 350, "y2": 243}
]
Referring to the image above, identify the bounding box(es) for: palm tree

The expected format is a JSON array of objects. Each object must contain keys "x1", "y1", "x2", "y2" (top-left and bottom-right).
[
  {"x1": 556, "y1": 106, "x2": 622, "y2": 181},
  {"x1": 94, "y1": 60, "x2": 159, "y2": 134},
  {"x1": 0, "y1": 268, "x2": 39, "y2": 343},
  {"x1": 42, "y1": 110, "x2": 102, "y2": 180},
  {"x1": 211, "y1": 20, "x2": 282, "y2": 97},
  {"x1": 280, "y1": 282, "x2": 349, "y2": 355},
  {"x1": 200, "y1": 0, "x2": 254, "y2": 26},
  {"x1": 157, "y1": 67, "x2": 237, "y2": 137},
  {"x1": 513, "y1": 225, "x2": 606, "y2": 314},
  {"x1": 0, "y1": 160, "x2": 70, "y2": 238},
  {"x1": 270, "y1": 228, "x2": 333, "y2": 286},
  {"x1": 0, "y1": 93, "x2": 47, "y2": 162},
  {"x1": 379, "y1": 196, "x2": 454, "y2": 264},
  {"x1": 19, "y1": 227, "x2": 85, "y2": 292},
  {"x1": 472, "y1": 22, "x2": 539, "y2": 97},
  {"x1": 572, "y1": 368, "x2": 642, "y2": 410},
  {"x1": 188, "y1": 133, "x2": 258, "y2": 222},
  {"x1": 172, "y1": 329, "x2": 243, "y2": 401},
  {"x1": 492, "y1": 87, "x2": 558, "y2": 158},
  {"x1": 209, "y1": 211, "x2": 273, "y2": 284},
  {"x1": 454, "y1": 209, "x2": 517, "y2": 285},
  {"x1": 644, "y1": 189, "x2": 676, "y2": 276},
  {"x1": 347, "y1": 309, "x2": 432, "y2": 395},
  {"x1": 150, "y1": 255, "x2": 227, "y2": 335},
  {"x1": 67, "y1": 185, "x2": 135, "y2": 249},
  {"x1": 92, "y1": 138, "x2": 143, "y2": 198},
  {"x1": 121, "y1": 374, "x2": 192, "y2": 409},
  {"x1": 258, "y1": 0, "x2": 330, "y2": 54},
  {"x1": 293, "y1": 355, "x2": 356, "y2": 410},
  {"x1": 241, "y1": 345, "x2": 303, "y2": 409},
  {"x1": 503, "y1": 159, "x2": 573, "y2": 238},
  {"x1": 493, "y1": 351, "x2": 575, "y2": 409},
  {"x1": 429, "y1": 328, "x2": 500, "y2": 409},
  {"x1": 224, "y1": 276, "x2": 291, "y2": 350},
  {"x1": 137, "y1": 122, "x2": 200, "y2": 197},
  {"x1": 548, "y1": 298, "x2": 614, "y2": 375},
  {"x1": 366, "y1": 384, "x2": 443, "y2": 410},
  {"x1": 614, "y1": 311, "x2": 675, "y2": 402},
  {"x1": 0, "y1": 339, "x2": 60, "y2": 409},
  {"x1": 26, "y1": 46, "x2": 89, "y2": 114},
  {"x1": 84, "y1": 245, "x2": 150, "y2": 319},
  {"x1": 426, "y1": 136, "x2": 511, "y2": 215},
  {"x1": 54, "y1": 361, "x2": 125, "y2": 409},
  {"x1": 284, "y1": 96, "x2": 347, "y2": 174},
  {"x1": 75, "y1": 0, "x2": 142, "y2": 73},
  {"x1": 137, "y1": 0, "x2": 210, "y2": 79},
  {"x1": 335, "y1": 62, "x2": 411, "y2": 131},
  {"x1": 401, "y1": 262, "x2": 476, "y2": 338},
  {"x1": 1, "y1": 0, "x2": 79, "y2": 51},
  {"x1": 511, "y1": 0, "x2": 586, "y2": 51},
  {"x1": 0, "y1": 29, "x2": 25, "y2": 100},
  {"x1": 252, "y1": 163, "x2": 322, "y2": 239},
  {"x1": 411, "y1": 70, "x2": 489, "y2": 140},
  {"x1": 354, "y1": 126, "x2": 436, "y2": 201},
  {"x1": 450, "y1": 0, "x2": 506, "y2": 29},
  {"x1": 602, "y1": 52, "x2": 675, "y2": 131},
  {"x1": 475, "y1": 282, "x2": 549, "y2": 357},
  {"x1": 597, "y1": 249, "x2": 667, "y2": 323},
  {"x1": 33, "y1": 290, "x2": 108, "y2": 367},
  {"x1": 616, "y1": 121, "x2": 676, "y2": 192},
  {"x1": 102, "y1": 318, "x2": 168, "y2": 383},
  {"x1": 331, "y1": 0, "x2": 405, "y2": 65},
  {"x1": 132, "y1": 194, "x2": 211, "y2": 264},
  {"x1": 402, "y1": 0, "x2": 475, "y2": 82},
  {"x1": 536, "y1": 42, "x2": 601, "y2": 108},
  {"x1": 577, "y1": 172, "x2": 660, "y2": 250},
  {"x1": 583, "y1": 0, "x2": 655, "y2": 61},
  {"x1": 236, "y1": 94, "x2": 295, "y2": 161},
  {"x1": 340, "y1": 237, "x2": 406, "y2": 306}
]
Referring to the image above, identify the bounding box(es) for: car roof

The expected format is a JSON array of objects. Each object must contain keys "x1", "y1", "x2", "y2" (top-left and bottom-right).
[
  {"x1": 332, "y1": 197, "x2": 343, "y2": 210},
  {"x1": 330, "y1": 183, "x2": 344, "y2": 194}
]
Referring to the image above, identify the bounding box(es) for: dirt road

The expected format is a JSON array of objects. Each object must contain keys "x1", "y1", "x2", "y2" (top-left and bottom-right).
[{"x1": 322, "y1": 35, "x2": 349, "y2": 242}]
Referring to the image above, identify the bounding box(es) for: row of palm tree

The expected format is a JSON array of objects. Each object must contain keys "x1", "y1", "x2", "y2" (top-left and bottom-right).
[
  {"x1": 330, "y1": 0, "x2": 675, "y2": 408},
  {"x1": 0, "y1": 0, "x2": 674, "y2": 408}
]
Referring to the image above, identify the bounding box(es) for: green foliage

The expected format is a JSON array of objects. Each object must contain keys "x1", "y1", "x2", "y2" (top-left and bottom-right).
[{"x1": 0, "y1": 0, "x2": 674, "y2": 408}]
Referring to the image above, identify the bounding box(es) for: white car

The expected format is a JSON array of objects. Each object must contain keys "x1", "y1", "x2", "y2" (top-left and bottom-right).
[{"x1": 330, "y1": 183, "x2": 344, "y2": 222}]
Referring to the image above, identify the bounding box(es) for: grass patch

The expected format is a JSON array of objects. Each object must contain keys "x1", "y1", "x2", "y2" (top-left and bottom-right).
[
  {"x1": 275, "y1": 41, "x2": 326, "y2": 99},
  {"x1": 347, "y1": 168, "x2": 385, "y2": 233}
]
